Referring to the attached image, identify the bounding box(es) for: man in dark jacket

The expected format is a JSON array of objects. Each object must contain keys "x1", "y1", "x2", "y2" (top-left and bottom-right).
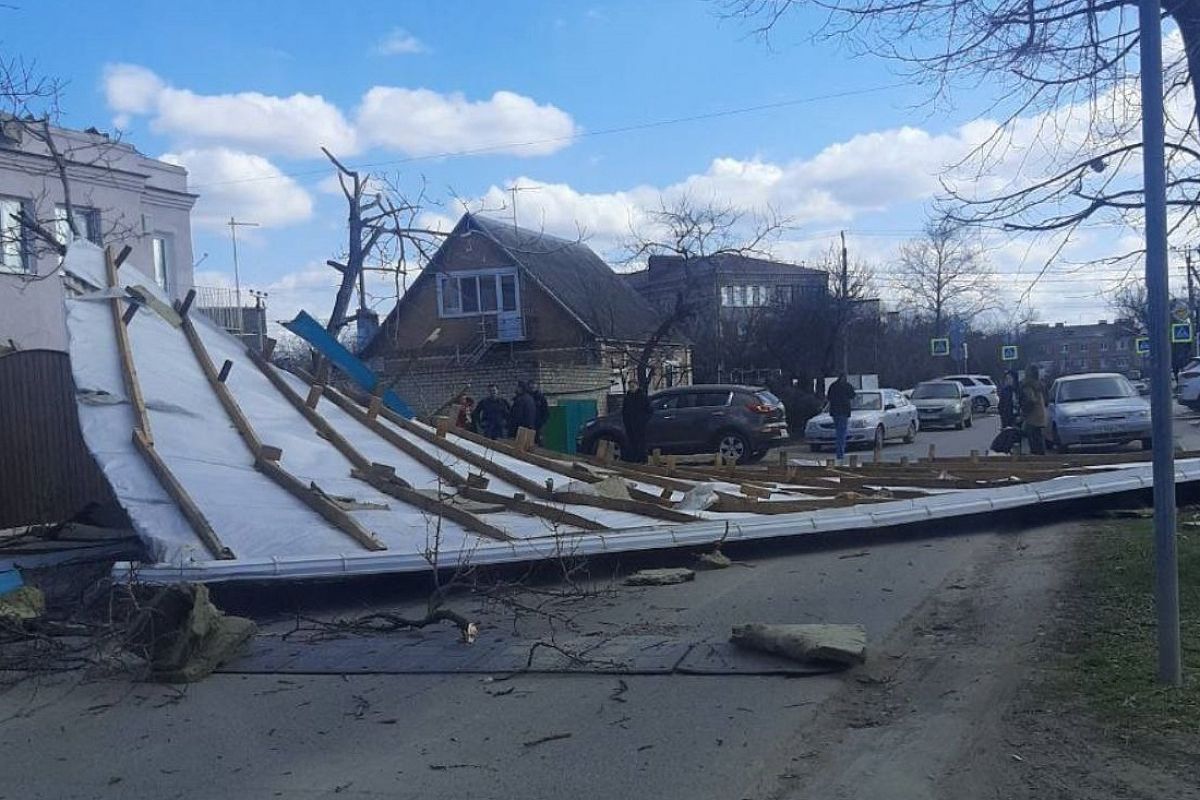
[
  {"x1": 509, "y1": 380, "x2": 538, "y2": 437},
  {"x1": 472, "y1": 384, "x2": 510, "y2": 440},
  {"x1": 621, "y1": 380, "x2": 653, "y2": 463},
  {"x1": 529, "y1": 379, "x2": 550, "y2": 444},
  {"x1": 826, "y1": 373, "x2": 856, "y2": 461},
  {"x1": 998, "y1": 369, "x2": 1020, "y2": 429}
]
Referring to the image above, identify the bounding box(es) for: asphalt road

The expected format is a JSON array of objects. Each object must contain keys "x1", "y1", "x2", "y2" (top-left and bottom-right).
[
  {"x1": 0, "y1": 521, "x2": 1081, "y2": 800},
  {"x1": 777, "y1": 401, "x2": 1200, "y2": 463}
]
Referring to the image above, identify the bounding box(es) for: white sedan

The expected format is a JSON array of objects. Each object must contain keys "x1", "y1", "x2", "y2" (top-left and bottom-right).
[{"x1": 805, "y1": 388, "x2": 920, "y2": 452}]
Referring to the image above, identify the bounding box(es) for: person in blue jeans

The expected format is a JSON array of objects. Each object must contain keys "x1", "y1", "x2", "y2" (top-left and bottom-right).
[{"x1": 826, "y1": 373, "x2": 856, "y2": 461}]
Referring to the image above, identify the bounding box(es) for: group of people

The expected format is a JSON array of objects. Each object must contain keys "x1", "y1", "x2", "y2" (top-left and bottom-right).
[
  {"x1": 456, "y1": 380, "x2": 550, "y2": 442},
  {"x1": 998, "y1": 364, "x2": 1049, "y2": 455}
]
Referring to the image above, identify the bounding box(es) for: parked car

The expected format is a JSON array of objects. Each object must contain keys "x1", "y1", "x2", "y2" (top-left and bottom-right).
[
  {"x1": 1176, "y1": 360, "x2": 1200, "y2": 409},
  {"x1": 910, "y1": 380, "x2": 973, "y2": 429},
  {"x1": 1046, "y1": 372, "x2": 1151, "y2": 451},
  {"x1": 939, "y1": 374, "x2": 1000, "y2": 413},
  {"x1": 576, "y1": 384, "x2": 788, "y2": 464},
  {"x1": 804, "y1": 388, "x2": 918, "y2": 452}
]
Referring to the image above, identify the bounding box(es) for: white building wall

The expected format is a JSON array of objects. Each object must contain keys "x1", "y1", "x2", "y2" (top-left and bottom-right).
[{"x1": 0, "y1": 124, "x2": 196, "y2": 351}]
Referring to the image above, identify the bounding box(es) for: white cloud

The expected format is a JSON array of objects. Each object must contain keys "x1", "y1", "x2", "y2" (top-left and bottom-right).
[
  {"x1": 356, "y1": 88, "x2": 579, "y2": 156},
  {"x1": 374, "y1": 28, "x2": 427, "y2": 55},
  {"x1": 161, "y1": 148, "x2": 314, "y2": 229},
  {"x1": 103, "y1": 63, "x2": 358, "y2": 158}
]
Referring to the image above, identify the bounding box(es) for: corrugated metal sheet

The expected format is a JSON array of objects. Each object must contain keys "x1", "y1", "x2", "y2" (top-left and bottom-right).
[{"x1": 0, "y1": 349, "x2": 115, "y2": 528}]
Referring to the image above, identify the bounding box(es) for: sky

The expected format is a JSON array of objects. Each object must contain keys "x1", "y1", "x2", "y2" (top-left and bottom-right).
[{"x1": 6, "y1": 0, "x2": 1187, "y2": 329}]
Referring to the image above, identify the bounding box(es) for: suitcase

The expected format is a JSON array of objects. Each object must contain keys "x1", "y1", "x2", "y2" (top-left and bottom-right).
[{"x1": 990, "y1": 426, "x2": 1023, "y2": 454}]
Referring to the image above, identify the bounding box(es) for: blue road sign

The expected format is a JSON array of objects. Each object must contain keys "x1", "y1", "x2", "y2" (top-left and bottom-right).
[
  {"x1": 1001, "y1": 345, "x2": 1019, "y2": 361},
  {"x1": 1172, "y1": 322, "x2": 1193, "y2": 343},
  {"x1": 930, "y1": 338, "x2": 950, "y2": 356},
  {"x1": 1136, "y1": 336, "x2": 1151, "y2": 355}
]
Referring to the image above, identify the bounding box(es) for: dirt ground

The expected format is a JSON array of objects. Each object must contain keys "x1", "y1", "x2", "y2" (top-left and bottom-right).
[{"x1": 752, "y1": 524, "x2": 1200, "y2": 800}]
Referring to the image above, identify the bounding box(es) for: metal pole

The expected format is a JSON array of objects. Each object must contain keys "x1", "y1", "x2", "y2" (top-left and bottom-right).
[
  {"x1": 1189, "y1": 248, "x2": 1199, "y2": 357},
  {"x1": 840, "y1": 231, "x2": 849, "y2": 374},
  {"x1": 229, "y1": 216, "x2": 243, "y2": 315},
  {"x1": 1137, "y1": 0, "x2": 1182, "y2": 686}
]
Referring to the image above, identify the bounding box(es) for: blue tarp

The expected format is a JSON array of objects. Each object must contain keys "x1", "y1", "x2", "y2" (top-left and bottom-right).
[{"x1": 282, "y1": 310, "x2": 414, "y2": 418}]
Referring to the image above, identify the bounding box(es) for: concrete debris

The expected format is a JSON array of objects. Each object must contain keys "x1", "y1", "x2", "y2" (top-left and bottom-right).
[
  {"x1": 624, "y1": 568, "x2": 696, "y2": 586},
  {"x1": 730, "y1": 623, "x2": 867, "y2": 667},
  {"x1": 676, "y1": 483, "x2": 719, "y2": 512},
  {"x1": 695, "y1": 549, "x2": 733, "y2": 570},
  {"x1": 126, "y1": 583, "x2": 255, "y2": 683},
  {"x1": 562, "y1": 476, "x2": 631, "y2": 501}
]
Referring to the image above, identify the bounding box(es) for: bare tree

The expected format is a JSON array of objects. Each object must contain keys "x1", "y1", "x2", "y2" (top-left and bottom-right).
[
  {"x1": 896, "y1": 216, "x2": 995, "y2": 336},
  {"x1": 724, "y1": 0, "x2": 1200, "y2": 273},
  {"x1": 321, "y1": 148, "x2": 447, "y2": 342},
  {"x1": 620, "y1": 195, "x2": 790, "y2": 384}
]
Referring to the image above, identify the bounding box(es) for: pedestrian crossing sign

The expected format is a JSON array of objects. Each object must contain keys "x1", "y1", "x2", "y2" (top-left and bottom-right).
[
  {"x1": 1135, "y1": 336, "x2": 1150, "y2": 355},
  {"x1": 930, "y1": 338, "x2": 950, "y2": 356},
  {"x1": 1172, "y1": 322, "x2": 1193, "y2": 343},
  {"x1": 1001, "y1": 345, "x2": 1018, "y2": 361}
]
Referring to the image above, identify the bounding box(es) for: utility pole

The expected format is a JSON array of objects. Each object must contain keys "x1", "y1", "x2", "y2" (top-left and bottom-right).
[
  {"x1": 227, "y1": 216, "x2": 259, "y2": 328},
  {"x1": 1137, "y1": 0, "x2": 1182, "y2": 686},
  {"x1": 1188, "y1": 247, "x2": 1199, "y2": 357},
  {"x1": 840, "y1": 231, "x2": 850, "y2": 375}
]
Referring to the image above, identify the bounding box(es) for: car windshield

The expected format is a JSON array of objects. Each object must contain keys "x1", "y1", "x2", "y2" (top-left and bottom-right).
[
  {"x1": 912, "y1": 383, "x2": 958, "y2": 399},
  {"x1": 851, "y1": 392, "x2": 882, "y2": 411},
  {"x1": 1057, "y1": 376, "x2": 1135, "y2": 402}
]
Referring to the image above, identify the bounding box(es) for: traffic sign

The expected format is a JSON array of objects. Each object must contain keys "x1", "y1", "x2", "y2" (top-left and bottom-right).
[
  {"x1": 1001, "y1": 345, "x2": 1019, "y2": 361},
  {"x1": 1170, "y1": 298, "x2": 1190, "y2": 323},
  {"x1": 930, "y1": 338, "x2": 950, "y2": 356},
  {"x1": 1172, "y1": 322, "x2": 1193, "y2": 343},
  {"x1": 1136, "y1": 336, "x2": 1151, "y2": 355}
]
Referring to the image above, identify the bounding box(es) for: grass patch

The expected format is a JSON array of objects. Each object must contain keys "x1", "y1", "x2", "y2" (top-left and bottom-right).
[{"x1": 1067, "y1": 520, "x2": 1200, "y2": 732}]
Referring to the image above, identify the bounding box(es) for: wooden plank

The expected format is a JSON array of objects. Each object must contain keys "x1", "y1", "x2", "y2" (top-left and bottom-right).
[
  {"x1": 553, "y1": 491, "x2": 698, "y2": 523},
  {"x1": 132, "y1": 430, "x2": 234, "y2": 560},
  {"x1": 177, "y1": 315, "x2": 385, "y2": 552},
  {"x1": 352, "y1": 468, "x2": 513, "y2": 542},
  {"x1": 105, "y1": 247, "x2": 152, "y2": 442},
  {"x1": 457, "y1": 486, "x2": 608, "y2": 532}
]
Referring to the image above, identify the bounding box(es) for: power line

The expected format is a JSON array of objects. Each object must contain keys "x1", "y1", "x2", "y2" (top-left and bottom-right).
[{"x1": 188, "y1": 83, "x2": 904, "y2": 190}]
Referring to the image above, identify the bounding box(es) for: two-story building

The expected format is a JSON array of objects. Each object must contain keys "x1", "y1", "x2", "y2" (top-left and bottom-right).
[
  {"x1": 623, "y1": 253, "x2": 829, "y2": 382},
  {"x1": 362, "y1": 213, "x2": 690, "y2": 416},
  {"x1": 0, "y1": 119, "x2": 197, "y2": 351},
  {"x1": 1023, "y1": 320, "x2": 1144, "y2": 376}
]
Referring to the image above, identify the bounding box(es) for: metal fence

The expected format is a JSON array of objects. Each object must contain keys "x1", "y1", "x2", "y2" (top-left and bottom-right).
[
  {"x1": 0, "y1": 349, "x2": 115, "y2": 528},
  {"x1": 194, "y1": 285, "x2": 245, "y2": 334}
]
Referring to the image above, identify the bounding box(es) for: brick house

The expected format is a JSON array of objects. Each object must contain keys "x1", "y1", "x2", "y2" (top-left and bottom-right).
[{"x1": 362, "y1": 213, "x2": 690, "y2": 416}]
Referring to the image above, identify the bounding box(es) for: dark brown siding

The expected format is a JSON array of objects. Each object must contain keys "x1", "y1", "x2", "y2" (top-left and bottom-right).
[{"x1": 0, "y1": 350, "x2": 115, "y2": 528}]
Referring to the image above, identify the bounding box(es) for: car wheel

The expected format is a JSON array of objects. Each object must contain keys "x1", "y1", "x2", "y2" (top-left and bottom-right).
[
  {"x1": 903, "y1": 421, "x2": 917, "y2": 444},
  {"x1": 954, "y1": 416, "x2": 965, "y2": 431},
  {"x1": 872, "y1": 425, "x2": 885, "y2": 451},
  {"x1": 715, "y1": 431, "x2": 751, "y2": 464},
  {"x1": 1141, "y1": 437, "x2": 1153, "y2": 451},
  {"x1": 971, "y1": 396, "x2": 989, "y2": 413},
  {"x1": 965, "y1": 413, "x2": 973, "y2": 429}
]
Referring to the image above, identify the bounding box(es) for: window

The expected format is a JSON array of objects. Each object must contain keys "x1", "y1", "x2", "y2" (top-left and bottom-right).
[
  {"x1": 151, "y1": 236, "x2": 170, "y2": 291},
  {"x1": 437, "y1": 269, "x2": 519, "y2": 318},
  {"x1": 0, "y1": 196, "x2": 28, "y2": 273},
  {"x1": 692, "y1": 390, "x2": 731, "y2": 408},
  {"x1": 1100, "y1": 341, "x2": 1109, "y2": 351},
  {"x1": 1060, "y1": 343, "x2": 1070, "y2": 354},
  {"x1": 1117, "y1": 338, "x2": 1129, "y2": 351},
  {"x1": 54, "y1": 205, "x2": 101, "y2": 245}
]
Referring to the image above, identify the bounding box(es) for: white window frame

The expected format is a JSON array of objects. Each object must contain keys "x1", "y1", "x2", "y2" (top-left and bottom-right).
[
  {"x1": 54, "y1": 205, "x2": 101, "y2": 246},
  {"x1": 151, "y1": 234, "x2": 171, "y2": 291},
  {"x1": 0, "y1": 195, "x2": 30, "y2": 274},
  {"x1": 436, "y1": 267, "x2": 520, "y2": 318}
]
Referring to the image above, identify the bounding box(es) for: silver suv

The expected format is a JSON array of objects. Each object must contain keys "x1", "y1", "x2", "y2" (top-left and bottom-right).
[{"x1": 940, "y1": 374, "x2": 1000, "y2": 413}]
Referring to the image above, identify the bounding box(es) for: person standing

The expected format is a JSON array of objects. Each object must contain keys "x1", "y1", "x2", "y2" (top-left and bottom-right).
[
  {"x1": 1019, "y1": 364, "x2": 1048, "y2": 455},
  {"x1": 998, "y1": 369, "x2": 1020, "y2": 429},
  {"x1": 454, "y1": 395, "x2": 475, "y2": 432},
  {"x1": 827, "y1": 373, "x2": 856, "y2": 462},
  {"x1": 472, "y1": 384, "x2": 509, "y2": 440},
  {"x1": 509, "y1": 380, "x2": 538, "y2": 437},
  {"x1": 621, "y1": 380, "x2": 652, "y2": 463},
  {"x1": 529, "y1": 379, "x2": 550, "y2": 445}
]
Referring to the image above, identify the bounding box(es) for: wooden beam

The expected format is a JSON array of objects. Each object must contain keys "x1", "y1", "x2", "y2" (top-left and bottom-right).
[
  {"x1": 132, "y1": 430, "x2": 234, "y2": 560},
  {"x1": 217, "y1": 359, "x2": 234, "y2": 383},
  {"x1": 178, "y1": 288, "x2": 196, "y2": 318},
  {"x1": 552, "y1": 491, "x2": 698, "y2": 522},
  {"x1": 105, "y1": 247, "x2": 152, "y2": 441},
  {"x1": 178, "y1": 314, "x2": 384, "y2": 552},
  {"x1": 457, "y1": 486, "x2": 607, "y2": 532},
  {"x1": 352, "y1": 468, "x2": 512, "y2": 542},
  {"x1": 112, "y1": 244, "x2": 133, "y2": 268}
]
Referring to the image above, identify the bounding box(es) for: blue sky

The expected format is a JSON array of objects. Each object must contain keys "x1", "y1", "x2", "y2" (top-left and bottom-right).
[{"x1": 6, "y1": 0, "x2": 1164, "y2": 325}]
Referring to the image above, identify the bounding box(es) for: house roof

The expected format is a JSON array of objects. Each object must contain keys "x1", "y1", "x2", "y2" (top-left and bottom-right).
[{"x1": 365, "y1": 213, "x2": 671, "y2": 356}]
